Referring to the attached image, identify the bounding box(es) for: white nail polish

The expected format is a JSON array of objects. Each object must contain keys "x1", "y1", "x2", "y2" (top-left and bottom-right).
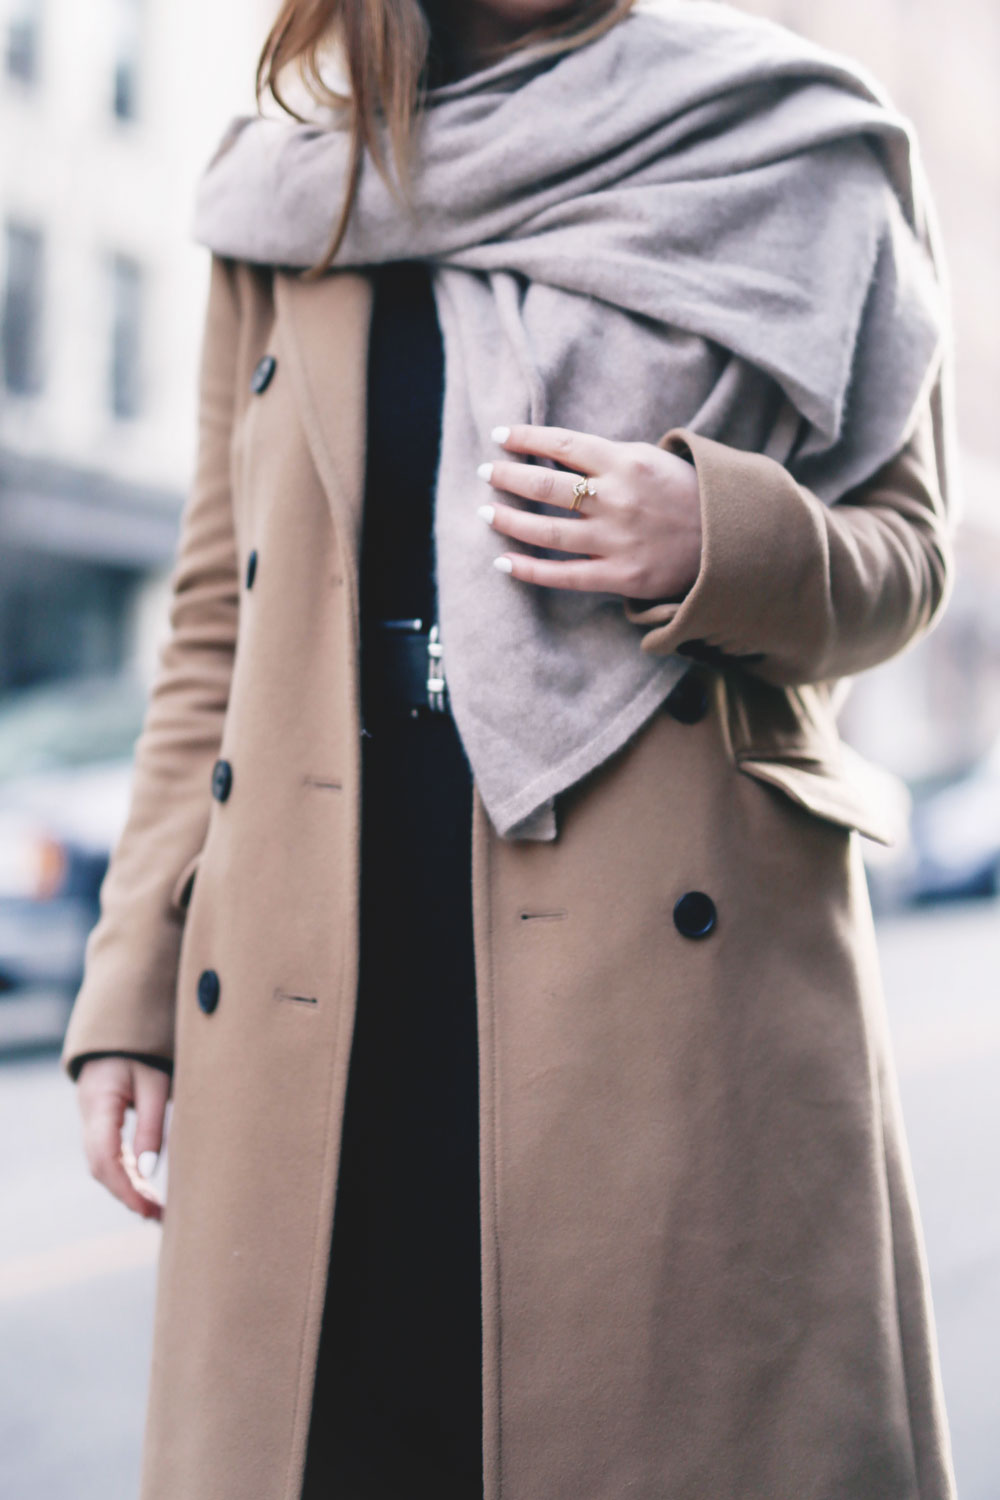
[
  {"x1": 137, "y1": 1150, "x2": 159, "y2": 1179},
  {"x1": 477, "y1": 504, "x2": 495, "y2": 523},
  {"x1": 477, "y1": 462, "x2": 493, "y2": 481},
  {"x1": 493, "y1": 556, "x2": 514, "y2": 573},
  {"x1": 491, "y1": 426, "x2": 511, "y2": 443}
]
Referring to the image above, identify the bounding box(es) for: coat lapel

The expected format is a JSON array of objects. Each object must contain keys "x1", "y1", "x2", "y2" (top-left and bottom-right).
[{"x1": 273, "y1": 269, "x2": 374, "y2": 560}]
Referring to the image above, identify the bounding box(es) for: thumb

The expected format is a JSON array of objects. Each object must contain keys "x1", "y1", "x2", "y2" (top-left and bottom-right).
[{"x1": 132, "y1": 1064, "x2": 170, "y2": 1182}]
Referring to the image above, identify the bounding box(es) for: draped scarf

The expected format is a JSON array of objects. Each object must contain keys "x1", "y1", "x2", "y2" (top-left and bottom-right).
[{"x1": 192, "y1": 0, "x2": 954, "y2": 840}]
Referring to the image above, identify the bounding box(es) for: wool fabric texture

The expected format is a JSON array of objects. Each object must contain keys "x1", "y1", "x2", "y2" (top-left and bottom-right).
[{"x1": 192, "y1": 0, "x2": 955, "y2": 842}]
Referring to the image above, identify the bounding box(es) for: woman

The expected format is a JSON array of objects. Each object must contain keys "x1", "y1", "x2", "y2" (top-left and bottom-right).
[{"x1": 63, "y1": 1, "x2": 959, "y2": 1497}]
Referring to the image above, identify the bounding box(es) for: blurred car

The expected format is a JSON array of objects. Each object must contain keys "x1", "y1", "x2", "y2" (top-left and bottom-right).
[
  {"x1": 0, "y1": 675, "x2": 146, "y2": 993},
  {"x1": 907, "y1": 734, "x2": 1000, "y2": 903}
]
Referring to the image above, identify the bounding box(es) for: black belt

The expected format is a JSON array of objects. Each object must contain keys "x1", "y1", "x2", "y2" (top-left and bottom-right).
[{"x1": 361, "y1": 617, "x2": 449, "y2": 723}]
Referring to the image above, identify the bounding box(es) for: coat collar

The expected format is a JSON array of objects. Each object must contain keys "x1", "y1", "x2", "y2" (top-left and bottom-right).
[{"x1": 273, "y1": 269, "x2": 374, "y2": 559}]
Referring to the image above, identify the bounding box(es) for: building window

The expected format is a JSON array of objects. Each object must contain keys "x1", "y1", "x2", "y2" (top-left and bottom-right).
[
  {"x1": 112, "y1": 0, "x2": 143, "y2": 121},
  {"x1": 5, "y1": 0, "x2": 42, "y2": 83},
  {"x1": 108, "y1": 254, "x2": 144, "y2": 420},
  {"x1": 2, "y1": 222, "x2": 45, "y2": 396}
]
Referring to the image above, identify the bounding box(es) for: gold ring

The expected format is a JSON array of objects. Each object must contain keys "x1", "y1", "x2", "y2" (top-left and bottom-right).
[{"x1": 570, "y1": 475, "x2": 596, "y2": 512}]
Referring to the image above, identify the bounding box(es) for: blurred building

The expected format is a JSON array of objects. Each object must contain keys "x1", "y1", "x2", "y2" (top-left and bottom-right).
[
  {"x1": 0, "y1": 0, "x2": 274, "y2": 693},
  {"x1": 737, "y1": 0, "x2": 1000, "y2": 784}
]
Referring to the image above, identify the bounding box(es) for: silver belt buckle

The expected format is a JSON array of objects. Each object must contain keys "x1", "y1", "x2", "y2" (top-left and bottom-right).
[{"x1": 426, "y1": 622, "x2": 446, "y2": 712}]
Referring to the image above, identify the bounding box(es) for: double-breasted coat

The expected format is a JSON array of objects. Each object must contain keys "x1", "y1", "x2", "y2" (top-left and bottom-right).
[{"x1": 61, "y1": 254, "x2": 958, "y2": 1500}]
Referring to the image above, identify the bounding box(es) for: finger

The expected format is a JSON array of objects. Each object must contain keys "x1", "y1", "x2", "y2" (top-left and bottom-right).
[
  {"x1": 133, "y1": 1067, "x2": 169, "y2": 1164},
  {"x1": 121, "y1": 1138, "x2": 165, "y2": 1213},
  {"x1": 495, "y1": 552, "x2": 620, "y2": 592},
  {"x1": 131, "y1": 1066, "x2": 170, "y2": 1203},
  {"x1": 480, "y1": 499, "x2": 601, "y2": 556},
  {"x1": 82, "y1": 1087, "x2": 162, "y2": 1220},
  {"x1": 492, "y1": 423, "x2": 619, "y2": 477},
  {"x1": 481, "y1": 458, "x2": 598, "y2": 514}
]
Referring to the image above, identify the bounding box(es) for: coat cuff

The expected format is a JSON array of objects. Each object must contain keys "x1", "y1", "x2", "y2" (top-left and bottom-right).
[
  {"x1": 59, "y1": 895, "x2": 184, "y2": 1083},
  {"x1": 622, "y1": 427, "x2": 823, "y2": 669},
  {"x1": 68, "y1": 1051, "x2": 174, "y2": 1084}
]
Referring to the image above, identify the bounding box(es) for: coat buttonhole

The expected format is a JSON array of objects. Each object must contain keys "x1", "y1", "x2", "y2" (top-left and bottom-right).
[
  {"x1": 303, "y1": 774, "x2": 342, "y2": 792},
  {"x1": 518, "y1": 908, "x2": 568, "y2": 923},
  {"x1": 273, "y1": 988, "x2": 319, "y2": 1006}
]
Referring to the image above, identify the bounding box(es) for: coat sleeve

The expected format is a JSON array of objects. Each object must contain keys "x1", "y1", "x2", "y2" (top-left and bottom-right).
[
  {"x1": 623, "y1": 396, "x2": 954, "y2": 686},
  {"x1": 60, "y1": 255, "x2": 243, "y2": 1084}
]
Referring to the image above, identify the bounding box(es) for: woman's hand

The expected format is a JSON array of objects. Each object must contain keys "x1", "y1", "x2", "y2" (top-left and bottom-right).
[
  {"x1": 476, "y1": 423, "x2": 702, "y2": 600},
  {"x1": 76, "y1": 1058, "x2": 169, "y2": 1221}
]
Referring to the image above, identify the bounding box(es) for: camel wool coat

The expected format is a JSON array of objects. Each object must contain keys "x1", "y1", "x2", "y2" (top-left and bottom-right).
[{"x1": 61, "y1": 254, "x2": 958, "y2": 1500}]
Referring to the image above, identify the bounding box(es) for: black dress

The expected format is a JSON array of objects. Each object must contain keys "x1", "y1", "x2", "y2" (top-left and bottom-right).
[{"x1": 300, "y1": 260, "x2": 484, "y2": 1499}]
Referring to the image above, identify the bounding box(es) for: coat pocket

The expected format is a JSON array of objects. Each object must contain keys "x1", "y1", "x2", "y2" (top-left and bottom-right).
[
  {"x1": 169, "y1": 850, "x2": 202, "y2": 916},
  {"x1": 724, "y1": 677, "x2": 909, "y2": 847}
]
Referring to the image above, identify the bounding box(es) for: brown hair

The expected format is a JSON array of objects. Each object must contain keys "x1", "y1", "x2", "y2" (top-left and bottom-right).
[{"x1": 256, "y1": 0, "x2": 637, "y2": 277}]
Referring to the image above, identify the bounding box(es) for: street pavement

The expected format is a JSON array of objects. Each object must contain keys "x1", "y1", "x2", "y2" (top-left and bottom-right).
[
  {"x1": 875, "y1": 899, "x2": 1000, "y2": 1500},
  {"x1": 0, "y1": 896, "x2": 997, "y2": 1500}
]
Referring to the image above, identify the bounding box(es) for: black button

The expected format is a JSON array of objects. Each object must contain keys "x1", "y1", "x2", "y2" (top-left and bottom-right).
[
  {"x1": 245, "y1": 549, "x2": 258, "y2": 589},
  {"x1": 197, "y1": 968, "x2": 220, "y2": 1013},
  {"x1": 211, "y1": 759, "x2": 233, "y2": 802},
  {"x1": 673, "y1": 891, "x2": 717, "y2": 940},
  {"x1": 664, "y1": 670, "x2": 709, "y2": 725},
  {"x1": 250, "y1": 355, "x2": 276, "y2": 394}
]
